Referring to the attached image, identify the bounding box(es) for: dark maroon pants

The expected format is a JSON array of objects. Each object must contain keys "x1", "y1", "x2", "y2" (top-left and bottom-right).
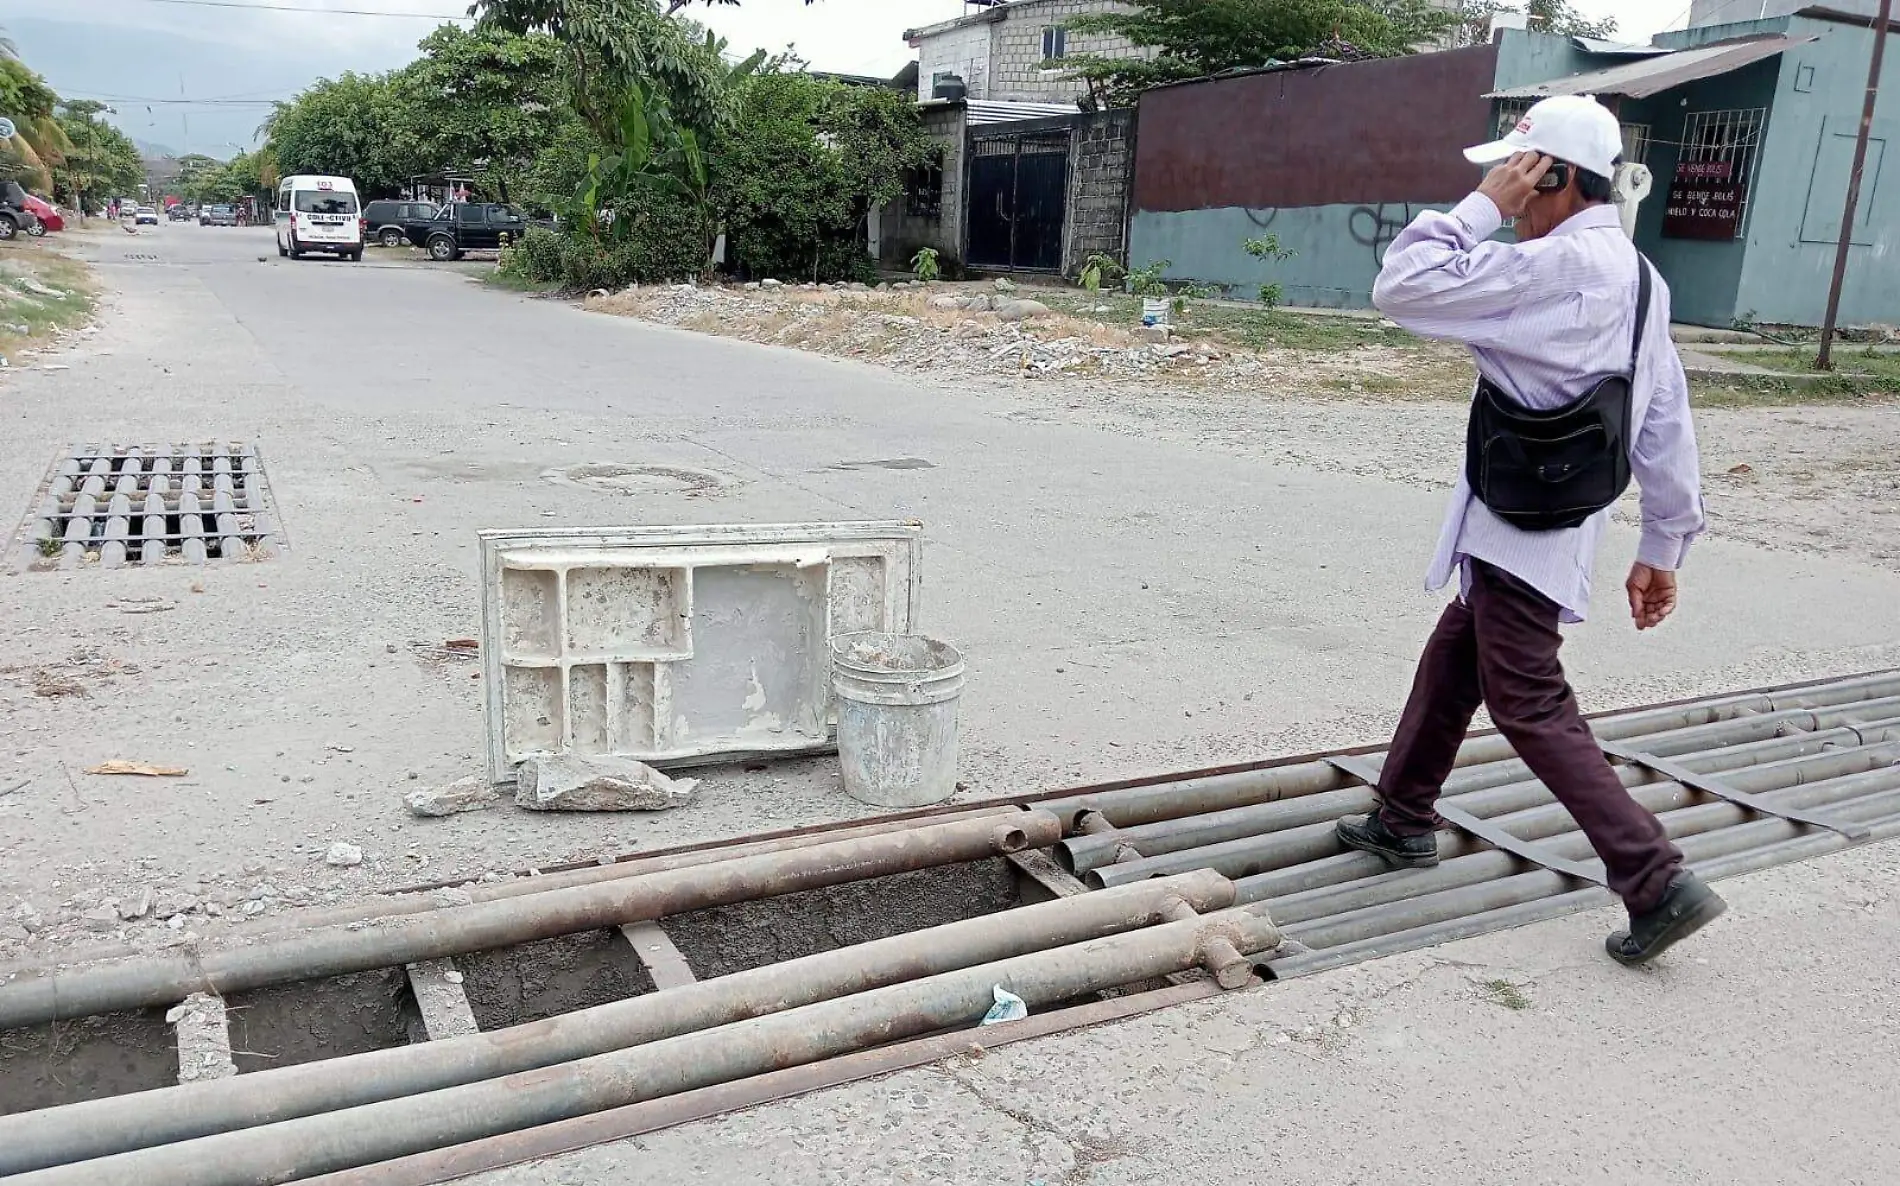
[{"x1": 1377, "y1": 560, "x2": 1682, "y2": 912}]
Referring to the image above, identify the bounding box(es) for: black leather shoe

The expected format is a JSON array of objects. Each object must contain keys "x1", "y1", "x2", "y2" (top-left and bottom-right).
[
  {"x1": 1335, "y1": 811, "x2": 1439, "y2": 869},
  {"x1": 1606, "y1": 872, "x2": 1726, "y2": 966}
]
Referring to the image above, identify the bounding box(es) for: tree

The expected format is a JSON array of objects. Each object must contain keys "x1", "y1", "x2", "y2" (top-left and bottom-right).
[
  {"x1": 0, "y1": 57, "x2": 70, "y2": 191},
  {"x1": 262, "y1": 72, "x2": 423, "y2": 196},
  {"x1": 1453, "y1": 0, "x2": 1616, "y2": 47},
  {"x1": 712, "y1": 72, "x2": 936, "y2": 280},
  {"x1": 53, "y1": 99, "x2": 144, "y2": 213},
  {"x1": 470, "y1": 0, "x2": 729, "y2": 138},
  {"x1": 1064, "y1": 0, "x2": 1462, "y2": 106},
  {"x1": 397, "y1": 25, "x2": 570, "y2": 203}
]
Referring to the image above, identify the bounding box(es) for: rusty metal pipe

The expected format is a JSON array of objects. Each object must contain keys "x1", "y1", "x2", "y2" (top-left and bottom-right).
[
  {"x1": 0, "y1": 813, "x2": 1060, "y2": 1031},
  {"x1": 1260, "y1": 764, "x2": 1900, "y2": 924},
  {"x1": 14, "y1": 906, "x2": 1280, "y2": 1186},
  {"x1": 1058, "y1": 717, "x2": 1867, "y2": 876},
  {"x1": 1095, "y1": 739, "x2": 1900, "y2": 889},
  {"x1": 1053, "y1": 680, "x2": 1900, "y2": 865},
  {"x1": 0, "y1": 870, "x2": 1230, "y2": 1176},
  {"x1": 1277, "y1": 785, "x2": 1900, "y2": 952},
  {"x1": 1265, "y1": 799, "x2": 1900, "y2": 980}
]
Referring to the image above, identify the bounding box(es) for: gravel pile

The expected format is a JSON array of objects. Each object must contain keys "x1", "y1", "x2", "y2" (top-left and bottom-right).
[{"x1": 586, "y1": 280, "x2": 1447, "y2": 393}]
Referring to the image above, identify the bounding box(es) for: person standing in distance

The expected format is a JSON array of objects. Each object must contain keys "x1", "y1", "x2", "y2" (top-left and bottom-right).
[{"x1": 1334, "y1": 95, "x2": 1722, "y2": 965}]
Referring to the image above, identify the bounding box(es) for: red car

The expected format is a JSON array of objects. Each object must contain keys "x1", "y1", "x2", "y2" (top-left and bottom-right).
[{"x1": 21, "y1": 195, "x2": 63, "y2": 234}]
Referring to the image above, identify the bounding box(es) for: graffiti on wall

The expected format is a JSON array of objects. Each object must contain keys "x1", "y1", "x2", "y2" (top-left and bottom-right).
[{"x1": 1348, "y1": 203, "x2": 1417, "y2": 267}]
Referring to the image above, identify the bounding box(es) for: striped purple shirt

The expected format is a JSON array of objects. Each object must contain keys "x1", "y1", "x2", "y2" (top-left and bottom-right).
[{"x1": 1373, "y1": 193, "x2": 1706, "y2": 622}]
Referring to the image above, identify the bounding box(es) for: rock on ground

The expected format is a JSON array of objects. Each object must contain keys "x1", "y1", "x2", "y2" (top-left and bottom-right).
[
  {"x1": 406, "y1": 774, "x2": 503, "y2": 818},
  {"x1": 516, "y1": 754, "x2": 700, "y2": 813},
  {"x1": 993, "y1": 299, "x2": 1051, "y2": 323},
  {"x1": 324, "y1": 842, "x2": 364, "y2": 867}
]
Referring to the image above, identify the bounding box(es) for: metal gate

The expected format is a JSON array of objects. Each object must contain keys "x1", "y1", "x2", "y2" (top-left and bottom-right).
[{"x1": 967, "y1": 130, "x2": 1070, "y2": 272}]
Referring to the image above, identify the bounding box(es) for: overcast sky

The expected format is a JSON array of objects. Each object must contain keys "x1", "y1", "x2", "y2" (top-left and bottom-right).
[{"x1": 8, "y1": 0, "x2": 1697, "y2": 153}]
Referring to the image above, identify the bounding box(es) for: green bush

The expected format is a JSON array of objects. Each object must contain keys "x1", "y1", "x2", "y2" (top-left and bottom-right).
[{"x1": 499, "y1": 226, "x2": 565, "y2": 284}]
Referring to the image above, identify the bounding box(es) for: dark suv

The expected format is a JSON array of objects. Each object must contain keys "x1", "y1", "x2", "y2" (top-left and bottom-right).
[
  {"x1": 405, "y1": 202, "x2": 528, "y2": 261},
  {"x1": 363, "y1": 199, "x2": 438, "y2": 248}
]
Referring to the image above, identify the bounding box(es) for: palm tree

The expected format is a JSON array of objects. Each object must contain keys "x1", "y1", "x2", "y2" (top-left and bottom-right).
[{"x1": 1, "y1": 57, "x2": 71, "y2": 192}]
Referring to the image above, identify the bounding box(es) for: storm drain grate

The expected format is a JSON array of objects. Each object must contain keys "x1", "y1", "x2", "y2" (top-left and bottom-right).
[{"x1": 20, "y1": 442, "x2": 286, "y2": 568}]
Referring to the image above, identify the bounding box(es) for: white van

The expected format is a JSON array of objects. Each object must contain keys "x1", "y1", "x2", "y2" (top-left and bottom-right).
[{"x1": 275, "y1": 175, "x2": 364, "y2": 261}]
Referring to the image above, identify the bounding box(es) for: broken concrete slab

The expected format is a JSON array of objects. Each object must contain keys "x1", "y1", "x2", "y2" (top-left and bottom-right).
[
  {"x1": 405, "y1": 774, "x2": 502, "y2": 818},
  {"x1": 515, "y1": 754, "x2": 699, "y2": 813}
]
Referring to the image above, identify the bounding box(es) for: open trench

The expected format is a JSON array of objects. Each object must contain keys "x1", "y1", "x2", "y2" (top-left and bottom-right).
[{"x1": 0, "y1": 668, "x2": 1896, "y2": 1184}]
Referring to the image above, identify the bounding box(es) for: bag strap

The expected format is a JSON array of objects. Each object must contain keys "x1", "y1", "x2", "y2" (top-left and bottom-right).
[{"x1": 1628, "y1": 252, "x2": 1653, "y2": 377}]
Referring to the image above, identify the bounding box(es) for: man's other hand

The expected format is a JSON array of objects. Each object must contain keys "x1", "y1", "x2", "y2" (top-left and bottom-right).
[
  {"x1": 1626, "y1": 563, "x2": 1679, "y2": 631},
  {"x1": 1476, "y1": 152, "x2": 1551, "y2": 220}
]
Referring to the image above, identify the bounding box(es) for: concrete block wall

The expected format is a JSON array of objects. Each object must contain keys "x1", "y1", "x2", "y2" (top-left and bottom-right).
[
  {"x1": 879, "y1": 105, "x2": 968, "y2": 269},
  {"x1": 1065, "y1": 108, "x2": 1135, "y2": 274},
  {"x1": 989, "y1": 0, "x2": 1149, "y2": 102},
  {"x1": 917, "y1": 21, "x2": 992, "y2": 100}
]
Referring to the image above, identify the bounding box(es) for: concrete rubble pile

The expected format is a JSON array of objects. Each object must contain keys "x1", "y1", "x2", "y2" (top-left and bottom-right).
[{"x1": 593, "y1": 281, "x2": 1272, "y2": 386}]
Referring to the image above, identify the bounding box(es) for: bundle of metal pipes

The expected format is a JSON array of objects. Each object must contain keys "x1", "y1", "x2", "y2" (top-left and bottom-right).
[
  {"x1": 1040, "y1": 669, "x2": 1900, "y2": 977},
  {"x1": 6, "y1": 668, "x2": 1897, "y2": 1185},
  {"x1": 0, "y1": 876, "x2": 1278, "y2": 1184}
]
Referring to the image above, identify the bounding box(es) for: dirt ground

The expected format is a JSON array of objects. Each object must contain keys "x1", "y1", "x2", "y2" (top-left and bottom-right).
[
  {"x1": 598, "y1": 280, "x2": 1900, "y2": 576},
  {"x1": 2, "y1": 238, "x2": 1897, "y2": 972}
]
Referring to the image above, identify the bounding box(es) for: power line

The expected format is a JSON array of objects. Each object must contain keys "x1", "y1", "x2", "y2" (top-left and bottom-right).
[{"x1": 132, "y1": 0, "x2": 471, "y2": 18}]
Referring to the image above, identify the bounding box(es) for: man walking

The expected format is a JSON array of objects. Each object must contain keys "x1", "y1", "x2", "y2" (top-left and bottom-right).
[{"x1": 1335, "y1": 95, "x2": 1723, "y2": 965}]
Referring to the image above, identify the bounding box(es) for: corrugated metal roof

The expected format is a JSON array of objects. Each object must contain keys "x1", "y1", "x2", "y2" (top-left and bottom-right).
[
  {"x1": 1570, "y1": 36, "x2": 1670, "y2": 57},
  {"x1": 1488, "y1": 35, "x2": 1815, "y2": 100},
  {"x1": 965, "y1": 99, "x2": 1080, "y2": 124}
]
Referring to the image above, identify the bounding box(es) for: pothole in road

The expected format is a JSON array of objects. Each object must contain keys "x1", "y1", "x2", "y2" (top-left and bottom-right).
[{"x1": 541, "y1": 463, "x2": 735, "y2": 497}]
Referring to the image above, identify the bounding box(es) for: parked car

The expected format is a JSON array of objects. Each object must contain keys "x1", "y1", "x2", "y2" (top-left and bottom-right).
[
  {"x1": 21, "y1": 195, "x2": 62, "y2": 235},
  {"x1": 405, "y1": 202, "x2": 528, "y2": 261},
  {"x1": 135, "y1": 205, "x2": 159, "y2": 225},
  {"x1": 362, "y1": 199, "x2": 438, "y2": 248},
  {"x1": 0, "y1": 200, "x2": 25, "y2": 241},
  {"x1": 200, "y1": 204, "x2": 239, "y2": 227}
]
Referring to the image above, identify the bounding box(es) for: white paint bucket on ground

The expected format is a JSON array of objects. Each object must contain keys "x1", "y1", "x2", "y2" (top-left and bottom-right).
[
  {"x1": 832, "y1": 631, "x2": 965, "y2": 808},
  {"x1": 1141, "y1": 296, "x2": 1171, "y2": 326}
]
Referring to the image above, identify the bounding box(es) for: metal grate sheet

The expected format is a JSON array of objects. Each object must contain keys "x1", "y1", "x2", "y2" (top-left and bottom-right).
[{"x1": 18, "y1": 443, "x2": 286, "y2": 569}]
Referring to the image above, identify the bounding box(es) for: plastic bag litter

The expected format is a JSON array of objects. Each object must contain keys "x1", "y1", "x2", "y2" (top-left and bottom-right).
[{"x1": 980, "y1": 985, "x2": 1028, "y2": 1026}]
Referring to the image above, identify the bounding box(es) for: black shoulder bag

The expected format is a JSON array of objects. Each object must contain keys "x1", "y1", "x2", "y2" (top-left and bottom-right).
[{"x1": 1464, "y1": 255, "x2": 1652, "y2": 532}]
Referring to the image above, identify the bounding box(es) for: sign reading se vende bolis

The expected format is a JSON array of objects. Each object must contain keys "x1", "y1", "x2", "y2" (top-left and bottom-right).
[{"x1": 1663, "y1": 160, "x2": 1745, "y2": 241}]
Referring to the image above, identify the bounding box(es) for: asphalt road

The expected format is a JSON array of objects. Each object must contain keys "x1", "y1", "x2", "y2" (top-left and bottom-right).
[{"x1": 3, "y1": 221, "x2": 1898, "y2": 1183}]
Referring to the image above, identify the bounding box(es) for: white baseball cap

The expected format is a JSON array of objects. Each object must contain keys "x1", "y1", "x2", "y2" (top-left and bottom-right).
[{"x1": 1464, "y1": 94, "x2": 1624, "y2": 178}]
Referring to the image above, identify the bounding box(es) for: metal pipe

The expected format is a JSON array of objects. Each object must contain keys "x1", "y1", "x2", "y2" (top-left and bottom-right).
[
  {"x1": 1096, "y1": 738, "x2": 1900, "y2": 889},
  {"x1": 1064, "y1": 719, "x2": 1888, "y2": 877},
  {"x1": 1279, "y1": 785, "x2": 1900, "y2": 953},
  {"x1": 1236, "y1": 740, "x2": 1900, "y2": 904},
  {"x1": 1259, "y1": 766, "x2": 1900, "y2": 925},
  {"x1": 14, "y1": 907, "x2": 1281, "y2": 1186},
  {"x1": 3, "y1": 808, "x2": 1037, "y2": 977},
  {"x1": 0, "y1": 871, "x2": 1232, "y2": 1176},
  {"x1": 0, "y1": 813, "x2": 1061, "y2": 1031},
  {"x1": 1264, "y1": 802, "x2": 1900, "y2": 980}
]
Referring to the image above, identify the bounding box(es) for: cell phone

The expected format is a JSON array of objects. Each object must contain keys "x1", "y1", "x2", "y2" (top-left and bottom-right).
[{"x1": 1534, "y1": 162, "x2": 1571, "y2": 191}]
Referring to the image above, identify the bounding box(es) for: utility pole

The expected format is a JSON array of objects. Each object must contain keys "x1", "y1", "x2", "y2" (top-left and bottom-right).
[{"x1": 1817, "y1": 0, "x2": 1893, "y2": 371}]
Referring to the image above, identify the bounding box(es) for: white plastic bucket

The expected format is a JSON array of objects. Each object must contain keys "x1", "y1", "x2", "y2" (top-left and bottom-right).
[
  {"x1": 831, "y1": 631, "x2": 965, "y2": 808},
  {"x1": 1141, "y1": 296, "x2": 1171, "y2": 326}
]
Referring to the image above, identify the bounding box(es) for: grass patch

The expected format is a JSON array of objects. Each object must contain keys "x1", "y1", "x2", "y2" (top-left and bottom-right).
[
  {"x1": 483, "y1": 269, "x2": 562, "y2": 294},
  {"x1": 1690, "y1": 372, "x2": 1897, "y2": 408},
  {"x1": 1699, "y1": 346, "x2": 1900, "y2": 388},
  {"x1": 1478, "y1": 978, "x2": 1533, "y2": 1011},
  {"x1": 0, "y1": 246, "x2": 96, "y2": 359}
]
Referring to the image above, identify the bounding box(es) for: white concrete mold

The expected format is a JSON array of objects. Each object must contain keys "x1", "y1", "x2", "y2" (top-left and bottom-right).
[{"x1": 478, "y1": 521, "x2": 925, "y2": 781}]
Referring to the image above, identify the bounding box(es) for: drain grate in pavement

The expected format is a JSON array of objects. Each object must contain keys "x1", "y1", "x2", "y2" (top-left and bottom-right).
[{"x1": 21, "y1": 443, "x2": 285, "y2": 568}]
